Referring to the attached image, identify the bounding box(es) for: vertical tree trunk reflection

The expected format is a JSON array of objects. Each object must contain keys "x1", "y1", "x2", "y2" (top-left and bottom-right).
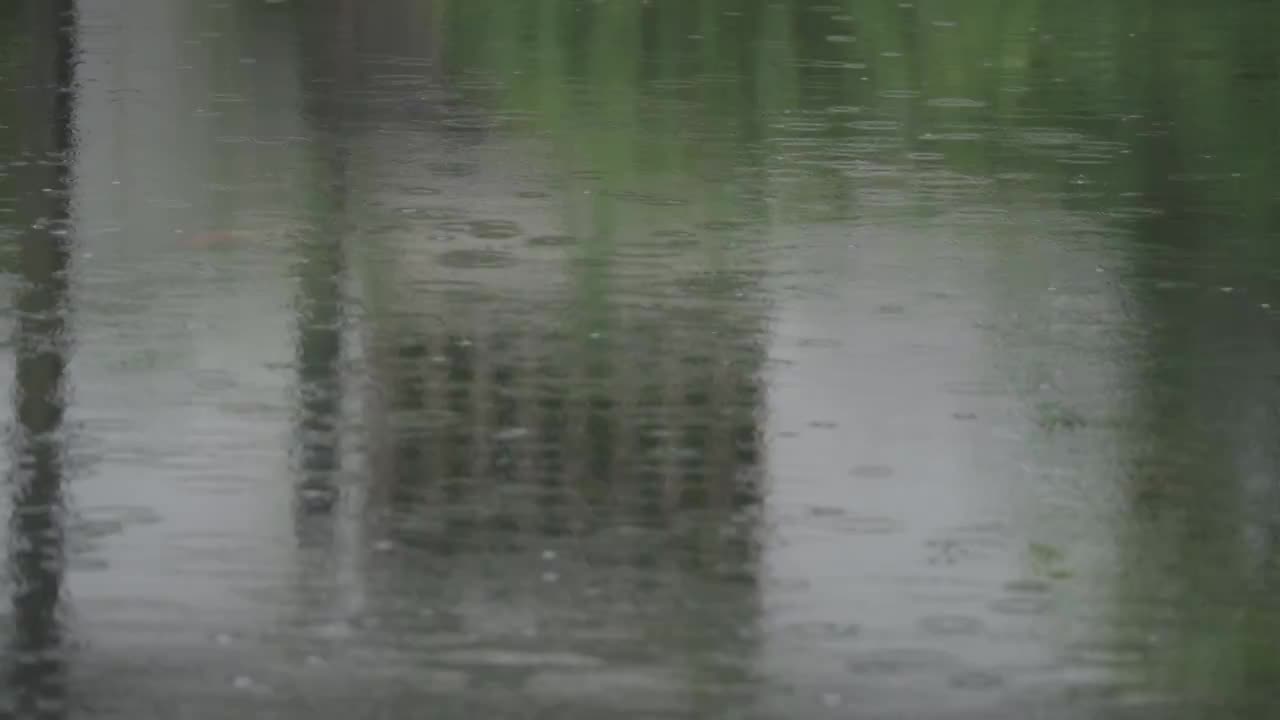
[
  {"x1": 291, "y1": 0, "x2": 353, "y2": 536},
  {"x1": 5, "y1": 1, "x2": 76, "y2": 718}
]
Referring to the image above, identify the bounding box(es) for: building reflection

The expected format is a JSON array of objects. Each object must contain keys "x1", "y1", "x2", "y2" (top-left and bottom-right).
[
  {"x1": 354, "y1": 288, "x2": 769, "y2": 706},
  {"x1": 278, "y1": 5, "x2": 776, "y2": 709}
]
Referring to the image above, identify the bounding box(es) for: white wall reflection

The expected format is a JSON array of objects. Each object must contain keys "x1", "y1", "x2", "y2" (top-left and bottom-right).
[
  {"x1": 66, "y1": 0, "x2": 315, "y2": 643},
  {"x1": 759, "y1": 188, "x2": 1141, "y2": 711}
]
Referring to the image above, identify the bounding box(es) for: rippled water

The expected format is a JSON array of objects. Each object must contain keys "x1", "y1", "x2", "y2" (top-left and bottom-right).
[{"x1": 3, "y1": 1, "x2": 1280, "y2": 718}]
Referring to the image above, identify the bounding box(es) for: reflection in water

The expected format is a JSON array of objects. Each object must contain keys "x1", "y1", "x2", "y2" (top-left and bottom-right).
[
  {"x1": 355, "y1": 306, "x2": 768, "y2": 711},
  {"x1": 4, "y1": 1, "x2": 76, "y2": 717},
  {"x1": 2, "y1": 0, "x2": 1280, "y2": 717},
  {"x1": 1099, "y1": 20, "x2": 1280, "y2": 717},
  {"x1": 286, "y1": 0, "x2": 361, "y2": 670},
  {"x1": 292, "y1": 0, "x2": 354, "y2": 524},
  {"x1": 291, "y1": 157, "x2": 348, "y2": 522}
]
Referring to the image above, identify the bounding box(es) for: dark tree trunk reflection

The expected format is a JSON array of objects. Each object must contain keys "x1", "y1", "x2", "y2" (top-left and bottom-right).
[
  {"x1": 4, "y1": 1, "x2": 76, "y2": 718},
  {"x1": 291, "y1": 0, "x2": 354, "y2": 540}
]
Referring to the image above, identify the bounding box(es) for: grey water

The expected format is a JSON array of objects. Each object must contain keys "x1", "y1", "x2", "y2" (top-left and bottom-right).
[{"x1": 3, "y1": 1, "x2": 1280, "y2": 718}]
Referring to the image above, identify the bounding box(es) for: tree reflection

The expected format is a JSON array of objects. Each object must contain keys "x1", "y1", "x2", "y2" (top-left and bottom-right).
[
  {"x1": 425, "y1": 0, "x2": 1280, "y2": 712},
  {"x1": 290, "y1": 0, "x2": 354, "y2": 536},
  {"x1": 4, "y1": 1, "x2": 76, "y2": 717},
  {"x1": 1082, "y1": 9, "x2": 1280, "y2": 715}
]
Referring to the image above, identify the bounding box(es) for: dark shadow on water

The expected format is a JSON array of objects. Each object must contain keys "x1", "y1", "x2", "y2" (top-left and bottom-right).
[{"x1": 3, "y1": 1, "x2": 76, "y2": 717}]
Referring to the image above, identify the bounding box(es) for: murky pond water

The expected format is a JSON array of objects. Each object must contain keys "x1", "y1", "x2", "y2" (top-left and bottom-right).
[{"x1": 3, "y1": 1, "x2": 1280, "y2": 718}]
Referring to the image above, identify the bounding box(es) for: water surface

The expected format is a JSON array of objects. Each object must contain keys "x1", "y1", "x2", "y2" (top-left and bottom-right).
[{"x1": 3, "y1": 1, "x2": 1280, "y2": 718}]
